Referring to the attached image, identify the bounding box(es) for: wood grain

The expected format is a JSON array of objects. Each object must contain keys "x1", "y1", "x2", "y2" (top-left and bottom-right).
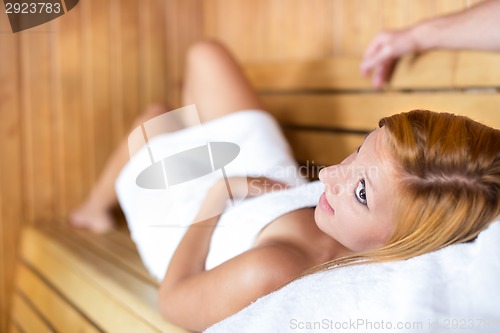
[
  {"x1": 11, "y1": 292, "x2": 54, "y2": 333},
  {"x1": 0, "y1": 17, "x2": 23, "y2": 333},
  {"x1": 0, "y1": 1, "x2": 203, "y2": 331},
  {"x1": 20, "y1": 226, "x2": 187, "y2": 333},
  {"x1": 16, "y1": 263, "x2": 100, "y2": 333},
  {"x1": 263, "y1": 93, "x2": 500, "y2": 130},
  {"x1": 284, "y1": 129, "x2": 365, "y2": 166},
  {"x1": 245, "y1": 52, "x2": 500, "y2": 91},
  {"x1": 53, "y1": 5, "x2": 85, "y2": 218}
]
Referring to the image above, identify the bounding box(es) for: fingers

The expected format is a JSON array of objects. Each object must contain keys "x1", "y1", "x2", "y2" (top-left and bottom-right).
[
  {"x1": 361, "y1": 33, "x2": 388, "y2": 76},
  {"x1": 371, "y1": 59, "x2": 396, "y2": 89},
  {"x1": 360, "y1": 32, "x2": 392, "y2": 76},
  {"x1": 360, "y1": 44, "x2": 396, "y2": 89},
  {"x1": 360, "y1": 29, "x2": 415, "y2": 88}
]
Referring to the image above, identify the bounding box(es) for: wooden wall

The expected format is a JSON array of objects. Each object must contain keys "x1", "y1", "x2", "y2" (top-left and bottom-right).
[
  {"x1": 203, "y1": 0, "x2": 483, "y2": 62},
  {"x1": 0, "y1": 1, "x2": 203, "y2": 331},
  {"x1": 0, "y1": 0, "x2": 485, "y2": 331}
]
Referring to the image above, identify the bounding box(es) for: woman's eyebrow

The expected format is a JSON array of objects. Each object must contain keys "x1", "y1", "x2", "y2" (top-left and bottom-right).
[
  {"x1": 361, "y1": 129, "x2": 377, "y2": 199},
  {"x1": 357, "y1": 129, "x2": 376, "y2": 153},
  {"x1": 364, "y1": 129, "x2": 376, "y2": 140}
]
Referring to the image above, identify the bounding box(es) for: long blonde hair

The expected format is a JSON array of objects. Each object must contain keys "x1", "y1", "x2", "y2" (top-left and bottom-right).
[{"x1": 311, "y1": 110, "x2": 500, "y2": 272}]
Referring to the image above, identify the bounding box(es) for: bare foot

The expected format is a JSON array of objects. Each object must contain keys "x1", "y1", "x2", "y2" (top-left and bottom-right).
[{"x1": 69, "y1": 200, "x2": 115, "y2": 234}]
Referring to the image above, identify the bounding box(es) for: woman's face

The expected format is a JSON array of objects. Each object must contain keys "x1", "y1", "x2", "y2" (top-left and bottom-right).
[{"x1": 314, "y1": 127, "x2": 398, "y2": 253}]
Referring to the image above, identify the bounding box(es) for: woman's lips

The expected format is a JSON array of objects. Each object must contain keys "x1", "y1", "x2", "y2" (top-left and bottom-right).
[{"x1": 319, "y1": 192, "x2": 334, "y2": 215}]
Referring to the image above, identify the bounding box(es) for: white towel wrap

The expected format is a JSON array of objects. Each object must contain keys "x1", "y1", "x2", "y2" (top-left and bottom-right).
[{"x1": 116, "y1": 110, "x2": 320, "y2": 281}]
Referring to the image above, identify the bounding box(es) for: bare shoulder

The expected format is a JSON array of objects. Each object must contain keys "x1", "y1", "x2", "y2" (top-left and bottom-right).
[
  {"x1": 159, "y1": 240, "x2": 311, "y2": 331},
  {"x1": 212, "y1": 240, "x2": 312, "y2": 308},
  {"x1": 238, "y1": 241, "x2": 312, "y2": 290}
]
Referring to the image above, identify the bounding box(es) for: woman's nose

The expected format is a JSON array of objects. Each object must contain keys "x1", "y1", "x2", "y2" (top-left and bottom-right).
[
  {"x1": 319, "y1": 166, "x2": 342, "y2": 195},
  {"x1": 319, "y1": 165, "x2": 339, "y2": 184},
  {"x1": 320, "y1": 165, "x2": 348, "y2": 195}
]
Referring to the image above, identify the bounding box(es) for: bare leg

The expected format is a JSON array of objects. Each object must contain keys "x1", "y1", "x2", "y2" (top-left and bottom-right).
[
  {"x1": 70, "y1": 40, "x2": 262, "y2": 233},
  {"x1": 182, "y1": 40, "x2": 263, "y2": 124},
  {"x1": 69, "y1": 104, "x2": 172, "y2": 233}
]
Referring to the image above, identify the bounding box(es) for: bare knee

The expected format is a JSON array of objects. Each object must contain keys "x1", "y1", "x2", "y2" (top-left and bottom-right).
[
  {"x1": 144, "y1": 103, "x2": 169, "y2": 119},
  {"x1": 187, "y1": 39, "x2": 232, "y2": 67},
  {"x1": 131, "y1": 103, "x2": 169, "y2": 128}
]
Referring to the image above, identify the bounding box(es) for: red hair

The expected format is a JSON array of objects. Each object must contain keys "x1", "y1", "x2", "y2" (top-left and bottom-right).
[{"x1": 310, "y1": 110, "x2": 500, "y2": 272}]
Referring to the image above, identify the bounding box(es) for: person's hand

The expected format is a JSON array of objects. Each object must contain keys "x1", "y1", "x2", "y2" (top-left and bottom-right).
[{"x1": 360, "y1": 28, "x2": 419, "y2": 89}]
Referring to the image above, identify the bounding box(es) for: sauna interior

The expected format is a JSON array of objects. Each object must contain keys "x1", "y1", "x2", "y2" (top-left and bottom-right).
[{"x1": 0, "y1": 0, "x2": 496, "y2": 332}]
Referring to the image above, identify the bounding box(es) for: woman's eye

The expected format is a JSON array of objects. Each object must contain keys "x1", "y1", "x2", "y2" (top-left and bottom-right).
[{"x1": 355, "y1": 179, "x2": 367, "y2": 206}]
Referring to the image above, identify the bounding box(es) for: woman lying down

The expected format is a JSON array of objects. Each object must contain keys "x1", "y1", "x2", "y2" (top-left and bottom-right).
[{"x1": 70, "y1": 40, "x2": 500, "y2": 332}]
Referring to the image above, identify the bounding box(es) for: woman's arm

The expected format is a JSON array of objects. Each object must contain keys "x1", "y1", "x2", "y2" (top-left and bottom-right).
[
  {"x1": 361, "y1": 0, "x2": 500, "y2": 88},
  {"x1": 158, "y1": 176, "x2": 299, "y2": 331}
]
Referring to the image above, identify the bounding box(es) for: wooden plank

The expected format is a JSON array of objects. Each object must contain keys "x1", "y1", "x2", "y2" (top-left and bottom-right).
[
  {"x1": 109, "y1": 0, "x2": 126, "y2": 147},
  {"x1": 88, "y1": 0, "x2": 114, "y2": 187},
  {"x1": 20, "y1": 226, "x2": 187, "y2": 333},
  {"x1": 263, "y1": 0, "x2": 334, "y2": 60},
  {"x1": 139, "y1": 0, "x2": 168, "y2": 107},
  {"x1": 78, "y1": 0, "x2": 95, "y2": 187},
  {"x1": 338, "y1": 0, "x2": 382, "y2": 56},
  {"x1": 0, "y1": 186, "x2": 3, "y2": 333},
  {"x1": 11, "y1": 292, "x2": 54, "y2": 333},
  {"x1": 390, "y1": 52, "x2": 457, "y2": 89},
  {"x1": 393, "y1": 51, "x2": 500, "y2": 89},
  {"x1": 8, "y1": 320, "x2": 23, "y2": 333},
  {"x1": 435, "y1": 0, "x2": 467, "y2": 17},
  {"x1": 466, "y1": 0, "x2": 485, "y2": 7},
  {"x1": 43, "y1": 225, "x2": 159, "y2": 294},
  {"x1": 203, "y1": 0, "x2": 267, "y2": 62},
  {"x1": 19, "y1": 29, "x2": 56, "y2": 224},
  {"x1": 456, "y1": 51, "x2": 500, "y2": 87},
  {"x1": 105, "y1": 226, "x2": 139, "y2": 252},
  {"x1": 406, "y1": 0, "x2": 437, "y2": 26},
  {"x1": 262, "y1": 93, "x2": 500, "y2": 130},
  {"x1": 331, "y1": 0, "x2": 344, "y2": 55},
  {"x1": 170, "y1": 0, "x2": 204, "y2": 107},
  {"x1": 244, "y1": 58, "x2": 373, "y2": 91},
  {"x1": 52, "y1": 223, "x2": 157, "y2": 285},
  {"x1": 202, "y1": 0, "x2": 217, "y2": 39},
  {"x1": 164, "y1": 0, "x2": 182, "y2": 107},
  {"x1": 244, "y1": 52, "x2": 500, "y2": 91},
  {"x1": 119, "y1": 0, "x2": 141, "y2": 128},
  {"x1": 381, "y1": 0, "x2": 409, "y2": 31},
  {"x1": 16, "y1": 263, "x2": 101, "y2": 333},
  {"x1": 284, "y1": 129, "x2": 365, "y2": 166},
  {"x1": 0, "y1": 17, "x2": 24, "y2": 333},
  {"x1": 53, "y1": 3, "x2": 86, "y2": 218}
]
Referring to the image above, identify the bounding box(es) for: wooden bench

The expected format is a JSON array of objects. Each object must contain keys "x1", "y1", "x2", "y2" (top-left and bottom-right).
[
  {"x1": 245, "y1": 51, "x2": 500, "y2": 167},
  {"x1": 13, "y1": 222, "x2": 187, "y2": 333},
  {"x1": 10, "y1": 50, "x2": 500, "y2": 333}
]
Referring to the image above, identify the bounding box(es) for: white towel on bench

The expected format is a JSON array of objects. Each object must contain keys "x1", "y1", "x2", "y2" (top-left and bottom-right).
[{"x1": 206, "y1": 219, "x2": 500, "y2": 333}]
